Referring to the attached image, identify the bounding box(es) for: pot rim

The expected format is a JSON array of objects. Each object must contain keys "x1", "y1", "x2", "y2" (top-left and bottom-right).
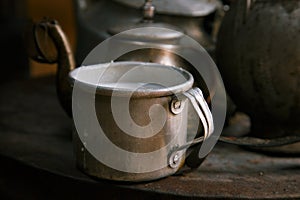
[{"x1": 69, "y1": 61, "x2": 194, "y2": 98}]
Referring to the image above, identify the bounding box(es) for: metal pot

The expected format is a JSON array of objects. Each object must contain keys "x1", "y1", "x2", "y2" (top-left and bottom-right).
[
  {"x1": 74, "y1": 0, "x2": 220, "y2": 64},
  {"x1": 26, "y1": 19, "x2": 215, "y2": 181},
  {"x1": 71, "y1": 61, "x2": 215, "y2": 181},
  {"x1": 26, "y1": 18, "x2": 300, "y2": 179},
  {"x1": 216, "y1": 0, "x2": 300, "y2": 137}
]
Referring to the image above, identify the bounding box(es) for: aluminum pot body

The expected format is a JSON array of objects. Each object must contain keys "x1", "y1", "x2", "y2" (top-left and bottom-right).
[
  {"x1": 216, "y1": 0, "x2": 300, "y2": 134},
  {"x1": 70, "y1": 62, "x2": 192, "y2": 181},
  {"x1": 73, "y1": 95, "x2": 188, "y2": 181}
]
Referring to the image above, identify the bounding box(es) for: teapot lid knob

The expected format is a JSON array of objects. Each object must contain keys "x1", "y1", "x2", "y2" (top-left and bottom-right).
[{"x1": 143, "y1": 0, "x2": 155, "y2": 22}]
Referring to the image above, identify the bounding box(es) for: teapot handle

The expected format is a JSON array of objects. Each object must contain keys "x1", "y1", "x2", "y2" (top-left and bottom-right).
[{"x1": 26, "y1": 19, "x2": 75, "y2": 117}]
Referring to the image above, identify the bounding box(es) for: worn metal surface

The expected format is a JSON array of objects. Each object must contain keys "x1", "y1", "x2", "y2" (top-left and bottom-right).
[
  {"x1": 113, "y1": 0, "x2": 219, "y2": 17},
  {"x1": 216, "y1": 0, "x2": 300, "y2": 136},
  {"x1": 0, "y1": 77, "x2": 299, "y2": 199},
  {"x1": 116, "y1": 48, "x2": 211, "y2": 100},
  {"x1": 26, "y1": 19, "x2": 75, "y2": 117},
  {"x1": 27, "y1": 19, "x2": 212, "y2": 114},
  {"x1": 74, "y1": 0, "x2": 215, "y2": 64},
  {"x1": 25, "y1": 19, "x2": 214, "y2": 181},
  {"x1": 70, "y1": 62, "x2": 193, "y2": 181}
]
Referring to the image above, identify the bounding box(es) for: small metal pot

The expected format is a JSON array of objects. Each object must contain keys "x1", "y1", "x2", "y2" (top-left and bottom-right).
[{"x1": 70, "y1": 61, "x2": 212, "y2": 181}]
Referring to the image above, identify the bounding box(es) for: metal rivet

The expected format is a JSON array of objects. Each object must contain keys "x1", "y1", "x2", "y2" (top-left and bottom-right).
[
  {"x1": 173, "y1": 154, "x2": 179, "y2": 163},
  {"x1": 174, "y1": 101, "x2": 181, "y2": 109},
  {"x1": 169, "y1": 152, "x2": 180, "y2": 168},
  {"x1": 171, "y1": 99, "x2": 184, "y2": 115}
]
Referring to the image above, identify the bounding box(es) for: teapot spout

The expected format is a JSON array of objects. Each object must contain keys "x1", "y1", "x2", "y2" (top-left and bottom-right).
[{"x1": 26, "y1": 19, "x2": 75, "y2": 117}]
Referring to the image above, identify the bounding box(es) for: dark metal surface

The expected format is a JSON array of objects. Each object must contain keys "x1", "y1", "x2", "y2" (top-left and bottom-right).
[
  {"x1": 216, "y1": 0, "x2": 300, "y2": 136},
  {"x1": 74, "y1": 0, "x2": 215, "y2": 64},
  {"x1": 26, "y1": 19, "x2": 75, "y2": 117},
  {"x1": 0, "y1": 77, "x2": 300, "y2": 199},
  {"x1": 113, "y1": 0, "x2": 219, "y2": 17},
  {"x1": 220, "y1": 135, "x2": 300, "y2": 148}
]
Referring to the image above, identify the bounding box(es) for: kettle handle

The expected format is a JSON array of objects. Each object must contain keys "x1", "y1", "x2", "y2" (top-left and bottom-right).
[{"x1": 26, "y1": 19, "x2": 75, "y2": 117}]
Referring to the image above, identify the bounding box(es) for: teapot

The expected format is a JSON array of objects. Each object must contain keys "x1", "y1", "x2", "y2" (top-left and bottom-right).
[
  {"x1": 216, "y1": 0, "x2": 300, "y2": 152},
  {"x1": 74, "y1": 0, "x2": 221, "y2": 64}
]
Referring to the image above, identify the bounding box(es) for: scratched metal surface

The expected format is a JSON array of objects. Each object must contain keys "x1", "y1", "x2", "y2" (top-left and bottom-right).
[{"x1": 0, "y1": 77, "x2": 299, "y2": 199}]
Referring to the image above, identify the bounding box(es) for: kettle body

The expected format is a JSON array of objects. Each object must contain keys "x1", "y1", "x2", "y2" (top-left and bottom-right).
[
  {"x1": 216, "y1": 0, "x2": 300, "y2": 136},
  {"x1": 74, "y1": 0, "x2": 219, "y2": 64}
]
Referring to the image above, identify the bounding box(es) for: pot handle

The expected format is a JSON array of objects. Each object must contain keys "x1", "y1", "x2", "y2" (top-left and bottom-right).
[
  {"x1": 184, "y1": 88, "x2": 214, "y2": 141},
  {"x1": 168, "y1": 87, "x2": 300, "y2": 169},
  {"x1": 168, "y1": 87, "x2": 214, "y2": 169}
]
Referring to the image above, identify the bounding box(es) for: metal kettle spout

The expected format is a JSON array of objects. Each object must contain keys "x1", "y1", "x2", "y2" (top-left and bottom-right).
[{"x1": 27, "y1": 19, "x2": 75, "y2": 117}]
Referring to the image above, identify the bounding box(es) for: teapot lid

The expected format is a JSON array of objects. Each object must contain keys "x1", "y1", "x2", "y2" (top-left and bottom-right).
[
  {"x1": 108, "y1": 23, "x2": 184, "y2": 42},
  {"x1": 113, "y1": 0, "x2": 219, "y2": 17}
]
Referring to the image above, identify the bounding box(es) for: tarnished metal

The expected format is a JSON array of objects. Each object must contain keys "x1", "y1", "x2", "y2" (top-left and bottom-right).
[
  {"x1": 26, "y1": 19, "x2": 75, "y2": 117},
  {"x1": 74, "y1": 0, "x2": 216, "y2": 64},
  {"x1": 173, "y1": 135, "x2": 300, "y2": 153},
  {"x1": 70, "y1": 62, "x2": 194, "y2": 181},
  {"x1": 116, "y1": 48, "x2": 212, "y2": 101},
  {"x1": 26, "y1": 17, "x2": 300, "y2": 183},
  {"x1": 26, "y1": 19, "x2": 215, "y2": 181},
  {"x1": 170, "y1": 99, "x2": 184, "y2": 115},
  {"x1": 168, "y1": 152, "x2": 181, "y2": 169},
  {"x1": 219, "y1": 135, "x2": 300, "y2": 148},
  {"x1": 216, "y1": 0, "x2": 300, "y2": 144},
  {"x1": 69, "y1": 61, "x2": 216, "y2": 181},
  {"x1": 108, "y1": 23, "x2": 184, "y2": 43},
  {"x1": 0, "y1": 78, "x2": 299, "y2": 198},
  {"x1": 142, "y1": 0, "x2": 155, "y2": 21},
  {"x1": 113, "y1": 0, "x2": 220, "y2": 17},
  {"x1": 25, "y1": 20, "x2": 214, "y2": 181}
]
